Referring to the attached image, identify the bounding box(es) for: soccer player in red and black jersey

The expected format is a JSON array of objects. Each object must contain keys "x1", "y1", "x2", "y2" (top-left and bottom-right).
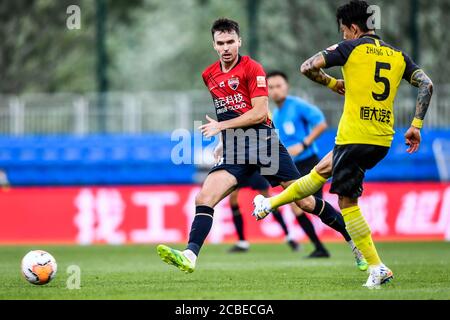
[{"x1": 157, "y1": 18, "x2": 364, "y2": 273}]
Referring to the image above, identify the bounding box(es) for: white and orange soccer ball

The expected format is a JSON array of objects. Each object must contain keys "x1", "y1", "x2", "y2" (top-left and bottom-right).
[{"x1": 21, "y1": 250, "x2": 57, "y2": 285}]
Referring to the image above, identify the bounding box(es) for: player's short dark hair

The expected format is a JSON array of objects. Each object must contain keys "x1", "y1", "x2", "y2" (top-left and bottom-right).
[
  {"x1": 266, "y1": 71, "x2": 289, "y2": 82},
  {"x1": 211, "y1": 18, "x2": 240, "y2": 39},
  {"x1": 336, "y1": 0, "x2": 374, "y2": 33}
]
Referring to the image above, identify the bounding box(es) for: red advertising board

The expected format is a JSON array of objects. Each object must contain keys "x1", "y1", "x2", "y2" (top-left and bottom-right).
[{"x1": 0, "y1": 183, "x2": 449, "y2": 244}]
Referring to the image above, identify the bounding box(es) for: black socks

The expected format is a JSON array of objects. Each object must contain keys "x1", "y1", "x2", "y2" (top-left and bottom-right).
[{"x1": 186, "y1": 205, "x2": 214, "y2": 256}]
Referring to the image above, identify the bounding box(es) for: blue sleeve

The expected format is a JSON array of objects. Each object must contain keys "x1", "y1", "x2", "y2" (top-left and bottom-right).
[{"x1": 297, "y1": 101, "x2": 325, "y2": 128}]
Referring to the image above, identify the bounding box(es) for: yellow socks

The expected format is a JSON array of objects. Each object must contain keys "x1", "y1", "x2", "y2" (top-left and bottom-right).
[
  {"x1": 269, "y1": 168, "x2": 326, "y2": 209},
  {"x1": 341, "y1": 206, "x2": 381, "y2": 266}
]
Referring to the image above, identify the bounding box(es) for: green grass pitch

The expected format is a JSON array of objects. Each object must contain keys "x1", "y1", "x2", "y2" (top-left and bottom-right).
[{"x1": 1, "y1": 242, "x2": 449, "y2": 299}]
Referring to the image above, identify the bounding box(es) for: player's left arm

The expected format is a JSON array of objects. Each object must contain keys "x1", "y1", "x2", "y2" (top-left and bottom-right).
[
  {"x1": 300, "y1": 52, "x2": 345, "y2": 95},
  {"x1": 410, "y1": 69, "x2": 433, "y2": 122},
  {"x1": 303, "y1": 121, "x2": 328, "y2": 146},
  {"x1": 404, "y1": 68, "x2": 434, "y2": 153},
  {"x1": 220, "y1": 95, "x2": 269, "y2": 130},
  {"x1": 199, "y1": 97, "x2": 268, "y2": 138}
]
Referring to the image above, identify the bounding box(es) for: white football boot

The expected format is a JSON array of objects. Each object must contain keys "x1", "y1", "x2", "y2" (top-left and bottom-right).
[
  {"x1": 363, "y1": 264, "x2": 394, "y2": 289},
  {"x1": 252, "y1": 194, "x2": 273, "y2": 220}
]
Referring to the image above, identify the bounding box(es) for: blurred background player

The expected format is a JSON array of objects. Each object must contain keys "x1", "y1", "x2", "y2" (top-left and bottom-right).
[
  {"x1": 254, "y1": 0, "x2": 433, "y2": 288},
  {"x1": 267, "y1": 70, "x2": 329, "y2": 258}
]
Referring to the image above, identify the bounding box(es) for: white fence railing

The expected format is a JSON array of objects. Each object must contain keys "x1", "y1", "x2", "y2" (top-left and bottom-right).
[{"x1": 0, "y1": 85, "x2": 448, "y2": 135}]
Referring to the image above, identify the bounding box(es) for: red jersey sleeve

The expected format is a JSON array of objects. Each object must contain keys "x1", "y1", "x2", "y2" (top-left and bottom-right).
[{"x1": 245, "y1": 59, "x2": 268, "y2": 98}]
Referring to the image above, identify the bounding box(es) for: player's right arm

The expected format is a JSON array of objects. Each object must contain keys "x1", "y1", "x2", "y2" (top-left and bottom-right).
[
  {"x1": 403, "y1": 55, "x2": 434, "y2": 154},
  {"x1": 199, "y1": 97, "x2": 268, "y2": 138},
  {"x1": 300, "y1": 52, "x2": 345, "y2": 95}
]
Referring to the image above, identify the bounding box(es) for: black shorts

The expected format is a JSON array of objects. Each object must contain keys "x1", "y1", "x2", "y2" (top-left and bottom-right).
[
  {"x1": 237, "y1": 171, "x2": 270, "y2": 190},
  {"x1": 330, "y1": 144, "x2": 389, "y2": 198},
  {"x1": 295, "y1": 154, "x2": 322, "y2": 198},
  {"x1": 209, "y1": 128, "x2": 301, "y2": 187}
]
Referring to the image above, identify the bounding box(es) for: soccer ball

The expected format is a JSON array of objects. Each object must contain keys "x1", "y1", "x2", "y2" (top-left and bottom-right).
[{"x1": 21, "y1": 250, "x2": 57, "y2": 285}]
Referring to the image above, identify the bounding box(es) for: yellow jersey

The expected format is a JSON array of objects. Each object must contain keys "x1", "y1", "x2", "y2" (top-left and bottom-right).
[{"x1": 322, "y1": 34, "x2": 420, "y2": 147}]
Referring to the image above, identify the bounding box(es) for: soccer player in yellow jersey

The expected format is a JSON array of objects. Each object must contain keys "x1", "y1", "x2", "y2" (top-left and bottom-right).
[{"x1": 253, "y1": 0, "x2": 433, "y2": 288}]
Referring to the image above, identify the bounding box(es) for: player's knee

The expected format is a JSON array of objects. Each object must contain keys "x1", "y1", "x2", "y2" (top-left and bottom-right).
[
  {"x1": 314, "y1": 159, "x2": 332, "y2": 179},
  {"x1": 313, "y1": 151, "x2": 332, "y2": 179},
  {"x1": 293, "y1": 209, "x2": 305, "y2": 217},
  {"x1": 290, "y1": 203, "x2": 304, "y2": 217},
  {"x1": 314, "y1": 166, "x2": 331, "y2": 179},
  {"x1": 295, "y1": 196, "x2": 315, "y2": 213},
  {"x1": 195, "y1": 191, "x2": 215, "y2": 207}
]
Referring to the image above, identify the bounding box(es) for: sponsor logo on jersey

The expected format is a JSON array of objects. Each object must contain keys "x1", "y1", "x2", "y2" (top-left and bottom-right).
[
  {"x1": 228, "y1": 77, "x2": 239, "y2": 90},
  {"x1": 256, "y1": 76, "x2": 266, "y2": 88}
]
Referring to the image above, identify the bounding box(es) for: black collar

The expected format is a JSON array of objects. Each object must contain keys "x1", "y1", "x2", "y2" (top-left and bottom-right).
[
  {"x1": 220, "y1": 55, "x2": 242, "y2": 73},
  {"x1": 360, "y1": 33, "x2": 380, "y2": 39}
]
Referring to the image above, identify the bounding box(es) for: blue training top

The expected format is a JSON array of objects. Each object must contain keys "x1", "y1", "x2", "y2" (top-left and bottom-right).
[{"x1": 272, "y1": 95, "x2": 325, "y2": 162}]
